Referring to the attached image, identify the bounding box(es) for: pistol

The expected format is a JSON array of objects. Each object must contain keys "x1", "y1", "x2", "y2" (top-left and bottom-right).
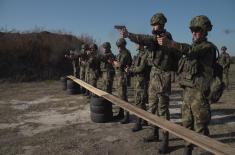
[{"x1": 114, "y1": 25, "x2": 126, "y2": 30}]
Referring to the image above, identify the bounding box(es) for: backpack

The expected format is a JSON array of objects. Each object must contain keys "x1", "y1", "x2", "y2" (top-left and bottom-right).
[{"x1": 207, "y1": 47, "x2": 225, "y2": 103}]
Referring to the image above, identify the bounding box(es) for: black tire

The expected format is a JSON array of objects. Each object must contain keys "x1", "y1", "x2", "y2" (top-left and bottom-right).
[
  {"x1": 90, "y1": 104, "x2": 112, "y2": 114},
  {"x1": 91, "y1": 96, "x2": 111, "y2": 106},
  {"x1": 90, "y1": 96, "x2": 113, "y2": 123},
  {"x1": 67, "y1": 80, "x2": 81, "y2": 95},
  {"x1": 60, "y1": 77, "x2": 67, "y2": 91},
  {"x1": 90, "y1": 112, "x2": 113, "y2": 123}
]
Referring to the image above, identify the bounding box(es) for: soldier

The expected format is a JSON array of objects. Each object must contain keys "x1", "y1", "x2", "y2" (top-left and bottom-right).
[
  {"x1": 118, "y1": 13, "x2": 178, "y2": 154},
  {"x1": 65, "y1": 50, "x2": 80, "y2": 77},
  {"x1": 79, "y1": 44, "x2": 89, "y2": 93},
  {"x1": 158, "y1": 15, "x2": 216, "y2": 155},
  {"x1": 84, "y1": 47, "x2": 91, "y2": 96},
  {"x1": 100, "y1": 42, "x2": 115, "y2": 93},
  {"x1": 127, "y1": 43, "x2": 149, "y2": 132},
  {"x1": 113, "y1": 38, "x2": 132, "y2": 123},
  {"x1": 218, "y1": 46, "x2": 230, "y2": 89},
  {"x1": 87, "y1": 43, "x2": 101, "y2": 88}
]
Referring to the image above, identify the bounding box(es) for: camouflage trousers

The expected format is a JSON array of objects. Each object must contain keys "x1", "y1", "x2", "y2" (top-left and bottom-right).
[
  {"x1": 182, "y1": 87, "x2": 211, "y2": 136},
  {"x1": 148, "y1": 69, "x2": 171, "y2": 120},
  {"x1": 134, "y1": 76, "x2": 147, "y2": 110},
  {"x1": 102, "y1": 71, "x2": 114, "y2": 94},
  {"x1": 89, "y1": 71, "x2": 98, "y2": 88},
  {"x1": 85, "y1": 69, "x2": 90, "y2": 84},
  {"x1": 223, "y1": 71, "x2": 229, "y2": 89},
  {"x1": 79, "y1": 66, "x2": 86, "y2": 81},
  {"x1": 116, "y1": 73, "x2": 128, "y2": 101}
]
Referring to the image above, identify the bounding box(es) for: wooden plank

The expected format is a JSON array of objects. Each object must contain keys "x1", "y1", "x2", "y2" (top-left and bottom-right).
[{"x1": 67, "y1": 75, "x2": 235, "y2": 155}]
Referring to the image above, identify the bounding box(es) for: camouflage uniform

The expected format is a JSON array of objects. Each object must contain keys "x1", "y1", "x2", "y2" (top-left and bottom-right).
[
  {"x1": 87, "y1": 44, "x2": 100, "y2": 88},
  {"x1": 218, "y1": 46, "x2": 230, "y2": 89},
  {"x1": 79, "y1": 44, "x2": 89, "y2": 93},
  {"x1": 126, "y1": 13, "x2": 180, "y2": 154},
  {"x1": 171, "y1": 15, "x2": 216, "y2": 154},
  {"x1": 100, "y1": 42, "x2": 115, "y2": 93},
  {"x1": 66, "y1": 50, "x2": 80, "y2": 77},
  {"x1": 114, "y1": 38, "x2": 132, "y2": 123},
  {"x1": 129, "y1": 45, "x2": 149, "y2": 132}
]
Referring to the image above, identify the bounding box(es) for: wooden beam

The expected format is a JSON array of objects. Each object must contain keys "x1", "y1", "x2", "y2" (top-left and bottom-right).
[{"x1": 67, "y1": 75, "x2": 235, "y2": 155}]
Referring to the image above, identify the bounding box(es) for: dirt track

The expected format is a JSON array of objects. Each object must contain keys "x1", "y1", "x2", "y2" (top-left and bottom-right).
[{"x1": 0, "y1": 65, "x2": 235, "y2": 155}]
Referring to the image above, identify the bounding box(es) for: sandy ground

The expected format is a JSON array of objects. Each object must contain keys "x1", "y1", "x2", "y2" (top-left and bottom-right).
[{"x1": 0, "y1": 66, "x2": 235, "y2": 155}]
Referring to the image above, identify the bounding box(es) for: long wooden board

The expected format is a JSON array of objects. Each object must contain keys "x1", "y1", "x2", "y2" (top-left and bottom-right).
[{"x1": 67, "y1": 75, "x2": 235, "y2": 155}]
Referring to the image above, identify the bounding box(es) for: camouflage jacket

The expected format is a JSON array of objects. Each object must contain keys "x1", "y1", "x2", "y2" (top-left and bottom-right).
[
  {"x1": 129, "y1": 49, "x2": 148, "y2": 77},
  {"x1": 218, "y1": 51, "x2": 230, "y2": 70},
  {"x1": 128, "y1": 31, "x2": 180, "y2": 72},
  {"x1": 100, "y1": 51, "x2": 115, "y2": 72},
  {"x1": 115, "y1": 48, "x2": 132, "y2": 77},
  {"x1": 174, "y1": 38, "x2": 217, "y2": 91},
  {"x1": 87, "y1": 53, "x2": 101, "y2": 76}
]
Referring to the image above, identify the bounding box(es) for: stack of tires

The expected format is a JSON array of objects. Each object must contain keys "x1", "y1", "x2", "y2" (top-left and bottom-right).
[
  {"x1": 66, "y1": 79, "x2": 81, "y2": 95},
  {"x1": 90, "y1": 96, "x2": 113, "y2": 123}
]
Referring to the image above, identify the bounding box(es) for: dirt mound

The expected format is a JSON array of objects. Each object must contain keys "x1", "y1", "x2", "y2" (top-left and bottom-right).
[{"x1": 0, "y1": 31, "x2": 83, "y2": 81}]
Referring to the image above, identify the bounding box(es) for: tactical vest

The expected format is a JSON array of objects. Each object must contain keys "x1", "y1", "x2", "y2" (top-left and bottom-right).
[
  {"x1": 151, "y1": 32, "x2": 178, "y2": 72},
  {"x1": 133, "y1": 51, "x2": 147, "y2": 75},
  {"x1": 177, "y1": 41, "x2": 216, "y2": 93},
  {"x1": 100, "y1": 52, "x2": 115, "y2": 72}
]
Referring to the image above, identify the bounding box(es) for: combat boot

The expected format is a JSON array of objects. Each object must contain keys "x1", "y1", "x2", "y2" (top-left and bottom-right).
[
  {"x1": 120, "y1": 111, "x2": 130, "y2": 124},
  {"x1": 132, "y1": 118, "x2": 142, "y2": 132},
  {"x1": 183, "y1": 145, "x2": 193, "y2": 155},
  {"x1": 113, "y1": 108, "x2": 124, "y2": 120},
  {"x1": 143, "y1": 126, "x2": 159, "y2": 142},
  {"x1": 158, "y1": 131, "x2": 169, "y2": 154}
]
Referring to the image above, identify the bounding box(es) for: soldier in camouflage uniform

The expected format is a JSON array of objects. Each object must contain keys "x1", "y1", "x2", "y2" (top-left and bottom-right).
[
  {"x1": 128, "y1": 43, "x2": 149, "y2": 132},
  {"x1": 87, "y1": 43, "x2": 101, "y2": 88},
  {"x1": 100, "y1": 42, "x2": 115, "y2": 93},
  {"x1": 218, "y1": 46, "x2": 230, "y2": 89},
  {"x1": 113, "y1": 38, "x2": 132, "y2": 123},
  {"x1": 79, "y1": 44, "x2": 89, "y2": 93},
  {"x1": 118, "y1": 13, "x2": 178, "y2": 154},
  {"x1": 158, "y1": 15, "x2": 216, "y2": 155},
  {"x1": 65, "y1": 50, "x2": 80, "y2": 77},
  {"x1": 84, "y1": 47, "x2": 91, "y2": 96}
]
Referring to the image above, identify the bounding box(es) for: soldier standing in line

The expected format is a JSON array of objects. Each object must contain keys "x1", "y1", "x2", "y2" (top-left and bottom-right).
[
  {"x1": 117, "y1": 13, "x2": 179, "y2": 154},
  {"x1": 100, "y1": 42, "x2": 115, "y2": 93},
  {"x1": 84, "y1": 47, "x2": 91, "y2": 96},
  {"x1": 218, "y1": 46, "x2": 231, "y2": 89},
  {"x1": 79, "y1": 44, "x2": 89, "y2": 93},
  {"x1": 113, "y1": 38, "x2": 132, "y2": 123},
  {"x1": 65, "y1": 50, "x2": 80, "y2": 77},
  {"x1": 127, "y1": 43, "x2": 149, "y2": 132},
  {"x1": 158, "y1": 15, "x2": 217, "y2": 155},
  {"x1": 87, "y1": 43, "x2": 101, "y2": 88}
]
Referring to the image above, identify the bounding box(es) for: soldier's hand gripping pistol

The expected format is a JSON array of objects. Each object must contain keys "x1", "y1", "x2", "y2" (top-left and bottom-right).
[{"x1": 114, "y1": 25, "x2": 129, "y2": 38}]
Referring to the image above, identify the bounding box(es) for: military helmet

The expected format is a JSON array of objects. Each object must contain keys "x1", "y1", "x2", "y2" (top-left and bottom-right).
[
  {"x1": 81, "y1": 43, "x2": 89, "y2": 50},
  {"x1": 221, "y1": 46, "x2": 227, "y2": 51},
  {"x1": 102, "y1": 42, "x2": 111, "y2": 49},
  {"x1": 116, "y1": 38, "x2": 126, "y2": 47},
  {"x1": 189, "y1": 15, "x2": 212, "y2": 32},
  {"x1": 89, "y1": 43, "x2": 98, "y2": 50},
  {"x1": 150, "y1": 13, "x2": 167, "y2": 26}
]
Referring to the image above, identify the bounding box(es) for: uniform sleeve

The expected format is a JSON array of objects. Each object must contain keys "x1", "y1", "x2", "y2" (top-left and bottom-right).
[
  {"x1": 173, "y1": 42, "x2": 191, "y2": 54},
  {"x1": 128, "y1": 33, "x2": 156, "y2": 47},
  {"x1": 132, "y1": 54, "x2": 147, "y2": 73}
]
